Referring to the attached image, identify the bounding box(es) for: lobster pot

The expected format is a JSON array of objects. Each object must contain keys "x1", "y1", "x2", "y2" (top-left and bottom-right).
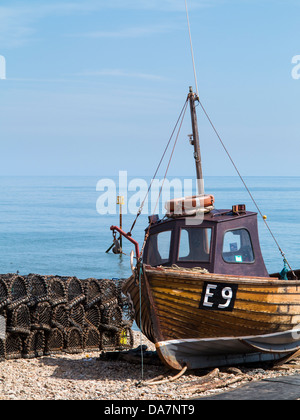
[
  {"x1": 51, "y1": 304, "x2": 70, "y2": 331},
  {"x1": 47, "y1": 277, "x2": 67, "y2": 306},
  {"x1": 120, "y1": 299, "x2": 134, "y2": 327},
  {"x1": 23, "y1": 330, "x2": 45, "y2": 359},
  {"x1": 0, "y1": 277, "x2": 10, "y2": 310},
  {"x1": 100, "y1": 330, "x2": 118, "y2": 351},
  {"x1": 65, "y1": 277, "x2": 85, "y2": 309},
  {"x1": 5, "y1": 333, "x2": 23, "y2": 360},
  {"x1": 84, "y1": 278, "x2": 102, "y2": 308},
  {"x1": 64, "y1": 327, "x2": 84, "y2": 354},
  {"x1": 85, "y1": 305, "x2": 101, "y2": 329},
  {"x1": 27, "y1": 274, "x2": 48, "y2": 306},
  {"x1": 117, "y1": 327, "x2": 134, "y2": 351},
  {"x1": 0, "y1": 338, "x2": 5, "y2": 361},
  {"x1": 83, "y1": 326, "x2": 101, "y2": 351},
  {"x1": 69, "y1": 304, "x2": 86, "y2": 330},
  {"x1": 30, "y1": 301, "x2": 52, "y2": 331},
  {"x1": 102, "y1": 304, "x2": 122, "y2": 328},
  {"x1": 7, "y1": 275, "x2": 29, "y2": 309},
  {"x1": 45, "y1": 328, "x2": 64, "y2": 355},
  {"x1": 7, "y1": 304, "x2": 31, "y2": 335},
  {"x1": 99, "y1": 279, "x2": 118, "y2": 307}
]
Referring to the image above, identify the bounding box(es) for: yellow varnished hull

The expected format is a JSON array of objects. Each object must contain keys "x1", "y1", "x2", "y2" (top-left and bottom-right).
[{"x1": 122, "y1": 266, "x2": 300, "y2": 370}]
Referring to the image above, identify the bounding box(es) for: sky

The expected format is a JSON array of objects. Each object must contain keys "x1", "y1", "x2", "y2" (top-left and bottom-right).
[{"x1": 0, "y1": 0, "x2": 299, "y2": 177}]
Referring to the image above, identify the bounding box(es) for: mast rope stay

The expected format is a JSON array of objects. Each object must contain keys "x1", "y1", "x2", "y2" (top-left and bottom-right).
[
  {"x1": 128, "y1": 97, "x2": 189, "y2": 236},
  {"x1": 184, "y1": 0, "x2": 296, "y2": 278},
  {"x1": 185, "y1": 0, "x2": 199, "y2": 99},
  {"x1": 197, "y1": 97, "x2": 297, "y2": 278},
  {"x1": 139, "y1": 98, "x2": 189, "y2": 260}
]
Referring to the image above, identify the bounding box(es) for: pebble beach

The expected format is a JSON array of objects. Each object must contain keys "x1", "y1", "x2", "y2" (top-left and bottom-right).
[{"x1": 0, "y1": 331, "x2": 299, "y2": 400}]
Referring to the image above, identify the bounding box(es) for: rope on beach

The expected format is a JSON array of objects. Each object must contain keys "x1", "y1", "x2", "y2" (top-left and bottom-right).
[
  {"x1": 0, "y1": 274, "x2": 135, "y2": 360},
  {"x1": 144, "y1": 365, "x2": 188, "y2": 386}
]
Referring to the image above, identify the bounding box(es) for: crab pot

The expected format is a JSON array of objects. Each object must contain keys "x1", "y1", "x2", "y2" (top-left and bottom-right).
[
  {"x1": 100, "y1": 330, "x2": 118, "y2": 351},
  {"x1": 45, "y1": 328, "x2": 64, "y2": 355},
  {"x1": 83, "y1": 326, "x2": 101, "y2": 351},
  {"x1": 64, "y1": 327, "x2": 84, "y2": 354},
  {"x1": 117, "y1": 327, "x2": 134, "y2": 351},
  {"x1": 85, "y1": 305, "x2": 101, "y2": 329},
  {"x1": 47, "y1": 277, "x2": 67, "y2": 306},
  {"x1": 23, "y1": 330, "x2": 45, "y2": 359},
  {"x1": 51, "y1": 304, "x2": 70, "y2": 331},
  {"x1": 5, "y1": 333, "x2": 23, "y2": 360},
  {"x1": 6, "y1": 304, "x2": 31, "y2": 335},
  {"x1": 84, "y1": 278, "x2": 102, "y2": 308},
  {"x1": 27, "y1": 274, "x2": 48, "y2": 306},
  {"x1": 7, "y1": 275, "x2": 29, "y2": 309},
  {"x1": 65, "y1": 277, "x2": 85, "y2": 309},
  {"x1": 30, "y1": 301, "x2": 52, "y2": 331},
  {"x1": 69, "y1": 304, "x2": 86, "y2": 330}
]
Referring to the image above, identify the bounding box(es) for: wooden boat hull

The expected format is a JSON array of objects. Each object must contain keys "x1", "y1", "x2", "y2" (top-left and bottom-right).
[{"x1": 122, "y1": 266, "x2": 300, "y2": 370}]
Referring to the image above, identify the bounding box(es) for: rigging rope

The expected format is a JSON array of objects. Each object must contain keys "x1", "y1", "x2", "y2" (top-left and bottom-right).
[
  {"x1": 184, "y1": 0, "x2": 296, "y2": 278},
  {"x1": 196, "y1": 97, "x2": 297, "y2": 279},
  {"x1": 139, "y1": 98, "x2": 189, "y2": 259},
  {"x1": 185, "y1": 0, "x2": 199, "y2": 99},
  {"x1": 128, "y1": 97, "x2": 189, "y2": 235}
]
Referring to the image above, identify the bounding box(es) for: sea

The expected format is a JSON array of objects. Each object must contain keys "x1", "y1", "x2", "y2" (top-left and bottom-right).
[{"x1": 0, "y1": 176, "x2": 299, "y2": 283}]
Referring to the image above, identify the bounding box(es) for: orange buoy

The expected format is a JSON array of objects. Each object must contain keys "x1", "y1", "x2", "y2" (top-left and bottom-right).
[{"x1": 165, "y1": 194, "x2": 215, "y2": 215}]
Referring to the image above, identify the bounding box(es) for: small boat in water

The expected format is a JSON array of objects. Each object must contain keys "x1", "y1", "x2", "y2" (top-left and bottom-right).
[{"x1": 110, "y1": 87, "x2": 300, "y2": 370}]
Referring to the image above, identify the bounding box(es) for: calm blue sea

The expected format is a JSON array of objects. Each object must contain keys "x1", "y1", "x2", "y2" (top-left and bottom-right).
[{"x1": 0, "y1": 176, "x2": 299, "y2": 280}]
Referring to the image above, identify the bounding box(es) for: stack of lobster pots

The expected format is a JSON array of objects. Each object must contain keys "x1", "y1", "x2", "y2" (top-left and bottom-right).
[{"x1": 0, "y1": 273, "x2": 134, "y2": 361}]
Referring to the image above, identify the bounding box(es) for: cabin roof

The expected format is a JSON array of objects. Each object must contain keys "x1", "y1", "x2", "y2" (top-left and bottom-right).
[{"x1": 147, "y1": 209, "x2": 257, "y2": 230}]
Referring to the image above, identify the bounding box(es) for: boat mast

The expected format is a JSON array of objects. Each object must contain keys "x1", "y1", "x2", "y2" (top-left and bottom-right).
[{"x1": 188, "y1": 86, "x2": 204, "y2": 195}]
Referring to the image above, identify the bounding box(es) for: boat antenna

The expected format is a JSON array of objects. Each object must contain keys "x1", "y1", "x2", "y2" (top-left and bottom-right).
[{"x1": 185, "y1": 0, "x2": 199, "y2": 98}]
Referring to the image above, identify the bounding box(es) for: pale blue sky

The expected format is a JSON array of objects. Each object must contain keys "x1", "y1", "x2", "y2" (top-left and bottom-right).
[{"x1": 0, "y1": 0, "x2": 299, "y2": 177}]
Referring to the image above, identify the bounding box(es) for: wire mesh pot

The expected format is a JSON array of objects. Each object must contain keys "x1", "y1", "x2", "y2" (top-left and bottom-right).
[
  {"x1": 45, "y1": 328, "x2": 64, "y2": 355},
  {"x1": 5, "y1": 333, "x2": 23, "y2": 360},
  {"x1": 0, "y1": 277, "x2": 10, "y2": 310},
  {"x1": 83, "y1": 326, "x2": 101, "y2": 351},
  {"x1": 7, "y1": 275, "x2": 29, "y2": 309},
  {"x1": 100, "y1": 330, "x2": 118, "y2": 351},
  {"x1": 7, "y1": 304, "x2": 31, "y2": 335},
  {"x1": 69, "y1": 304, "x2": 86, "y2": 330},
  {"x1": 84, "y1": 278, "x2": 102, "y2": 308},
  {"x1": 65, "y1": 277, "x2": 86, "y2": 309},
  {"x1": 30, "y1": 301, "x2": 52, "y2": 331},
  {"x1": 47, "y1": 277, "x2": 67, "y2": 306},
  {"x1": 99, "y1": 279, "x2": 118, "y2": 307},
  {"x1": 51, "y1": 304, "x2": 70, "y2": 331},
  {"x1": 102, "y1": 304, "x2": 123, "y2": 327},
  {"x1": 85, "y1": 305, "x2": 101, "y2": 329},
  {"x1": 117, "y1": 327, "x2": 134, "y2": 351},
  {"x1": 64, "y1": 327, "x2": 84, "y2": 354},
  {"x1": 0, "y1": 338, "x2": 5, "y2": 361},
  {"x1": 27, "y1": 274, "x2": 48, "y2": 306},
  {"x1": 23, "y1": 330, "x2": 45, "y2": 359}
]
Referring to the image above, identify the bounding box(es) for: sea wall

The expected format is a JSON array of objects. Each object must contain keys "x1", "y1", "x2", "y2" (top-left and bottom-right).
[{"x1": 0, "y1": 274, "x2": 134, "y2": 360}]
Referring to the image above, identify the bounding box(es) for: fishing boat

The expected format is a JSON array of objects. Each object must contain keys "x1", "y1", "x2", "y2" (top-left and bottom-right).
[{"x1": 110, "y1": 86, "x2": 300, "y2": 371}]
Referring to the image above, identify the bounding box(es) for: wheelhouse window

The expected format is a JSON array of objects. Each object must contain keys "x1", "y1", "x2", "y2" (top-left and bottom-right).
[
  {"x1": 222, "y1": 229, "x2": 254, "y2": 263},
  {"x1": 178, "y1": 227, "x2": 212, "y2": 262},
  {"x1": 147, "y1": 230, "x2": 172, "y2": 266}
]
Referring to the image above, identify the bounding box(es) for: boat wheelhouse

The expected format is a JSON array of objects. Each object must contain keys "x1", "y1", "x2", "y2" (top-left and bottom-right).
[{"x1": 143, "y1": 206, "x2": 269, "y2": 278}]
